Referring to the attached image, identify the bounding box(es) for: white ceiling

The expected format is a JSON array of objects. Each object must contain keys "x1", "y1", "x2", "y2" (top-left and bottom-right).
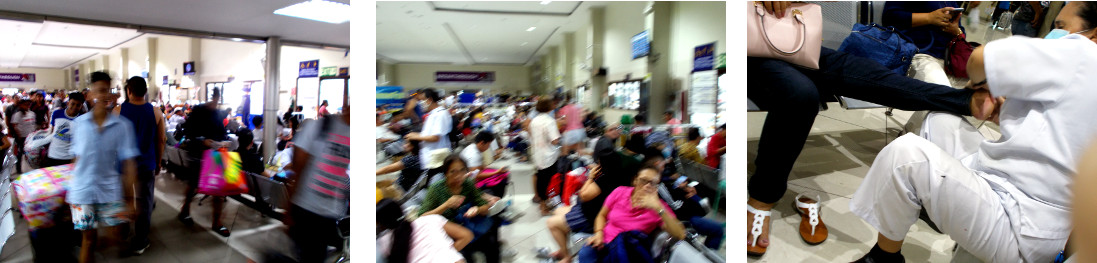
[
  {"x1": 377, "y1": 1, "x2": 611, "y2": 65},
  {"x1": 0, "y1": 20, "x2": 141, "y2": 68},
  {"x1": 0, "y1": 0, "x2": 350, "y2": 46}
]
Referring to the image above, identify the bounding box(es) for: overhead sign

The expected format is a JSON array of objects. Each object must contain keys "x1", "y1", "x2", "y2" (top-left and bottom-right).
[
  {"x1": 435, "y1": 71, "x2": 494, "y2": 85},
  {"x1": 299, "y1": 60, "x2": 319, "y2": 78},
  {"x1": 693, "y1": 42, "x2": 716, "y2": 72},
  {"x1": 321, "y1": 66, "x2": 338, "y2": 77},
  {"x1": 74, "y1": 70, "x2": 79, "y2": 84},
  {"x1": 338, "y1": 67, "x2": 349, "y2": 77},
  {"x1": 183, "y1": 61, "x2": 195, "y2": 75},
  {"x1": 0, "y1": 73, "x2": 35, "y2": 83}
]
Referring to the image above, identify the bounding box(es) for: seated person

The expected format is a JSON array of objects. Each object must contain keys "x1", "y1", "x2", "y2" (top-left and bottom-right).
[
  {"x1": 417, "y1": 155, "x2": 502, "y2": 263},
  {"x1": 376, "y1": 140, "x2": 424, "y2": 191},
  {"x1": 851, "y1": 8, "x2": 1097, "y2": 262},
  {"x1": 540, "y1": 124, "x2": 633, "y2": 263},
  {"x1": 377, "y1": 199, "x2": 471, "y2": 263},
  {"x1": 234, "y1": 130, "x2": 267, "y2": 176},
  {"x1": 640, "y1": 149, "x2": 723, "y2": 250},
  {"x1": 459, "y1": 131, "x2": 510, "y2": 196},
  {"x1": 577, "y1": 168, "x2": 686, "y2": 263},
  {"x1": 677, "y1": 127, "x2": 705, "y2": 165}
]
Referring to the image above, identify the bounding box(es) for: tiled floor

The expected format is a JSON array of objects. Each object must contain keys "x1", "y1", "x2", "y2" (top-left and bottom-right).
[
  {"x1": 743, "y1": 16, "x2": 1011, "y2": 263},
  {"x1": 0, "y1": 166, "x2": 299, "y2": 263},
  {"x1": 378, "y1": 152, "x2": 727, "y2": 263}
]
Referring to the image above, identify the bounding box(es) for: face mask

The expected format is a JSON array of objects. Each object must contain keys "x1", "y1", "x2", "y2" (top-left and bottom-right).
[{"x1": 1045, "y1": 29, "x2": 1070, "y2": 39}]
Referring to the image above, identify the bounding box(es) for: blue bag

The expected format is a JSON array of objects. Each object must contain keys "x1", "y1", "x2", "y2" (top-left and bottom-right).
[{"x1": 838, "y1": 24, "x2": 929, "y2": 76}]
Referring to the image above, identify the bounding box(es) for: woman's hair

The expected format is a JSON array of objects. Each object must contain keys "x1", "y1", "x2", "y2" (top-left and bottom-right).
[
  {"x1": 422, "y1": 88, "x2": 440, "y2": 102},
  {"x1": 1080, "y1": 2, "x2": 1097, "y2": 30},
  {"x1": 378, "y1": 199, "x2": 412, "y2": 263}
]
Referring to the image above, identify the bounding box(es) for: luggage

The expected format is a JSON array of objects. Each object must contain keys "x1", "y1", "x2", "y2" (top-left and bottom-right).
[
  {"x1": 13, "y1": 164, "x2": 74, "y2": 230},
  {"x1": 23, "y1": 130, "x2": 51, "y2": 169},
  {"x1": 197, "y1": 149, "x2": 249, "y2": 196}
]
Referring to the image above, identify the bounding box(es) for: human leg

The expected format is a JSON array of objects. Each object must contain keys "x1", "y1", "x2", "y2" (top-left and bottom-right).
[
  {"x1": 810, "y1": 49, "x2": 974, "y2": 116},
  {"x1": 576, "y1": 245, "x2": 599, "y2": 263},
  {"x1": 211, "y1": 196, "x2": 229, "y2": 237},
  {"x1": 850, "y1": 134, "x2": 1021, "y2": 262},
  {"x1": 689, "y1": 216, "x2": 725, "y2": 250},
  {"x1": 289, "y1": 205, "x2": 333, "y2": 263},
  {"x1": 132, "y1": 169, "x2": 155, "y2": 251},
  {"x1": 536, "y1": 166, "x2": 555, "y2": 214},
  {"x1": 546, "y1": 206, "x2": 573, "y2": 260},
  {"x1": 919, "y1": 112, "x2": 986, "y2": 160}
]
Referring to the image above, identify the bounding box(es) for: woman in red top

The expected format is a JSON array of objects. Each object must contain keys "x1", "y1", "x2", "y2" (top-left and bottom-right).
[{"x1": 706, "y1": 124, "x2": 726, "y2": 169}]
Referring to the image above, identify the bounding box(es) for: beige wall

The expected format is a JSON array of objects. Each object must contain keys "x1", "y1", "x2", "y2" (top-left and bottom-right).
[
  {"x1": 0, "y1": 67, "x2": 67, "y2": 91},
  {"x1": 393, "y1": 63, "x2": 532, "y2": 93},
  {"x1": 280, "y1": 45, "x2": 349, "y2": 113}
]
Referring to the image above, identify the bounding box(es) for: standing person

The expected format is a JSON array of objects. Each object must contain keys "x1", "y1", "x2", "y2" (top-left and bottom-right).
[
  {"x1": 1011, "y1": 1, "x2": 1048, "y2": 37},
  {"x1": 992, "y1": 1, "x2": 1012, "y2": 28},
  {"x1": 405, "y1": 89, "x2": 451, "y2": 170},
  {"x1": 67, "y1": 79, "x2": 140, "y2": 263},
  {"x1": 177, "y1": 88, "x2": 231, "y2": 237},
  {"x1": 9, "y1": 99, "x2": 36, "y2": 173},
  {"x1": 705, "y1": 124, "x2": 725, "y2": 169},
  {"x1": 113, "y1": 77, "x2": 165, "y2": 255},
  {"x1": 530, "y1": 98, "x2": 561, "y2": 215},
  {"x1": 287, "y1": 99, "x2": 350, "y2": 263},
  {"x1": 30, "y1": 91, "x2": 49, "y2": 129},
  {"x1": 557, "y1": 93, "x2": 585, "y2": 155},
  {"x1": 318, "y1": 100, "x2": 330, "y2": 117},
  {"x1": 44, "y1": 92, "x2": 85, "y2": 167},
  {"x1": 663, "y1": 110, "x2": 682, "y2": 135}
]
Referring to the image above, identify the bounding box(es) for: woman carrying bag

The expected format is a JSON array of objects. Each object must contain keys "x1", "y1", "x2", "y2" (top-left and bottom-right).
[{"x1": 745, "y1": 1, "x2": 1000, "y2": 257}]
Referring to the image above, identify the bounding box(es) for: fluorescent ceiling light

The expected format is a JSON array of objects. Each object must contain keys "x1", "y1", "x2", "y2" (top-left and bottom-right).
[
  {"x1": 540, "y1": 1, "x2": 552, "y2": 5},
  {"x1": 527, "y1": 27, "x2": 536, "y2": 32},
  {"x1": 274, "y1": 0, "x2": 351, "y2": 24}
]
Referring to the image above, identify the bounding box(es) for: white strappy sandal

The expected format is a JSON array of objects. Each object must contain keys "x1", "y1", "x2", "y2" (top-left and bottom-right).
[
  {"x1": 747, "y1": 204, "x2": 771, "y2": 256},
  {"x1": 794, "y1": 194, "x2": 828, "y2": 245}
]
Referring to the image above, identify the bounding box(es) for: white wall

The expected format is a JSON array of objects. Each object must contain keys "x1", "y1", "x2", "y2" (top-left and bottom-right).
[
  {"x1": 600, "y1": 1, "x2": 649, "y2": 123},
  {"x1": 669, "y1": 1, "x2": 726, "y2": 91},
  {"x1": 393, "y1": 63, "x2": 532, "y2": 93},
  {"x1": 0, "y1": 67, "x2": 66, "y2": 91},
  {"x1": 279, "y1": 45, "x2": 349, "y2": 113},
  {"x1": 154, "y1": 35, "x2": 192, "y2": 88}
]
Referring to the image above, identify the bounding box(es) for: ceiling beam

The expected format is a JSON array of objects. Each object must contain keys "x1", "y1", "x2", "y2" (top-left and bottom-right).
[
  {"x1": 442, "y1": 22, "x2": 476, "y2": 65},
  {"x1": 525, "y1": 26, "x2": 559, "y2": 65},
  {"x1": 427, "y1": 1, "x2": 584, "y2": 16}
]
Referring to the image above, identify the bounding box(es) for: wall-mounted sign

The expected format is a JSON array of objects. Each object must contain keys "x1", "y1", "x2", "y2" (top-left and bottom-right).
[
  {"x1": 320, "y1": 66, "x2": 338, "y2": 77},
  {"x1": 74, "y1": 70, "x2": 79, "y2": 83},
  {"x1": 693, "y1": 42, "x2": 716, "y2": 72},
  {"x1": 631, "y1": 30, "x2": 651, "y2": 59},
  {"x1": 435, "y1": 71, "x2": 494, "y2": 85},
  {"x1": 299, "y1": 60, "x2": 319, "y2": 78},
  {"x1": 338, "y1": 67, "x2": 349, "y2": 77},
  {"x1": 377, "y1": 86, "x2": 404, "y2": 109},
  {"x1": 163, "y1": 76, "x2": 169, "y2": 85},
  {"x1": 0, "y1": 73, "x2": 35, "y2": 83},
  {"x1": 183, "y1": 61, "x2": 195, "y2": 75}
]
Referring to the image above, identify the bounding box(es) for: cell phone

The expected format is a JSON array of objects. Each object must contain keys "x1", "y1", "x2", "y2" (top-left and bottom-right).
[{"x1": 950, "y1": 8, "x2": 965, "y2": 14}]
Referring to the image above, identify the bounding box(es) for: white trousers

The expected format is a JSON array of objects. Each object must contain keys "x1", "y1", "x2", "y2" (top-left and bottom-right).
[
  {"x1": 903, "y1": 54, "x2": 971, "y2": 134},
  {"x1": 852, "y1": 112, "x2": 1062, "y2": 262}
]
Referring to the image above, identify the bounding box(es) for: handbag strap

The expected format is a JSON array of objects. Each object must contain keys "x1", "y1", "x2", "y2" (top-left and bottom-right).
[{"x1": 754, "y1": 3, "x2": 807, "y2": 55}]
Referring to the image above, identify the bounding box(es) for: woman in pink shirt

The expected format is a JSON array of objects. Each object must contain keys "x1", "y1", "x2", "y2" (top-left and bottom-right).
[
  {"x1": 578, "y1": 168, "x2": 687, "y2": 262},
  {"x1": 558, "y1": 93, "x2": 586, "y2": 155}
]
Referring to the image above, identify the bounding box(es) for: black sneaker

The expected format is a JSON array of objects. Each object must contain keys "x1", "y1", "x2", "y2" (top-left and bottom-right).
[{"x1": 851, "y1": 251, "x2": 905, "y2": 263}]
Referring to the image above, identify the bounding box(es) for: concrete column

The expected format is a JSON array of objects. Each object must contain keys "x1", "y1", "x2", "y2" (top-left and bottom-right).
[
  {"x1": 100, "y1": 55, "x2": 110, "y2": 75},
  {"x1": 120, "y1": 48, "x2": 129, "y2": 81},
  {"x1": 147, "y1": 37, "x2": 159, "y2": 101},
  {"x1": 589, "y1": 6, "x2": 606, "y2": 111},
  {"x1": 563, "y1": 32, "x2": 575, "y2": 94},
  {"x1": 547, "y1": 46, "x2": 559, "y2": 94},
  {"x1": 190, "y1": 38, "x2": 202, "y2": 102},
  {"x1": 646, "y1": 1, "x2": 673, "y2": 124},
  {"x1": 62, "y1": 69, "x2": 71, "y2": 91},
  {"x1": 262, "y1": 37, "x2": 281, "y2": 160},
  {"x1": 78, "y1": 64, "x2": 88, "y2": 89}
]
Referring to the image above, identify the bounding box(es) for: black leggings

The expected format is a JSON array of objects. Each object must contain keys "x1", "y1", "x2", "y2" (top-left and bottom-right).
[{"x1": 535, "y1": 163, "x2": 559, "y2": 200}]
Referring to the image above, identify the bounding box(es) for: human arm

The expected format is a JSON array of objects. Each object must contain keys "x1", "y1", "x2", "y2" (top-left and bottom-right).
[
  {"x1": 443, "y1": 221, "x2": 473, "y2": 251},
  {"x1": 578, "y1": 165, "x2": 602, "y2": 202},
  {"x1": 588, "y1": 204, "x2": 611, "y2": 249},
  {"x1": 121, "y1": 159, "x2": 138, "y2": 218},
  {"x1": 756, "y1": 1, "x2": 792, "y2": 19},
  {"x1": 376, "y1": 160, "x2": 405, "y2": 175},
  {"x1": 884, "y1": 2, "x2": 954, "y2": 29},
  {"x1": 979, "y1": 37, "x2": 1095, "y2": 102},
  {"x1": 0, "y1": 136, "x2": 9, "y2": 151},
  {"x1": 1028, "y1": 1, "x2": 1045, "y2": 26},
  {"x1": 638, "y1": 193, "x2": 686, "y2": 240},
  {"x1": 155, "y1": 109, "x2": 165, "y2": 171}
]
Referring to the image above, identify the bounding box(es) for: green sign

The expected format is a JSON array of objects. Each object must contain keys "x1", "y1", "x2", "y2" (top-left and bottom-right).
[
  {"x1": 716, "y1": 53, "x2": 726, "y2": 69},
  {"x1": 320, "y1": 66, "x2": 338, "y2": 77}
]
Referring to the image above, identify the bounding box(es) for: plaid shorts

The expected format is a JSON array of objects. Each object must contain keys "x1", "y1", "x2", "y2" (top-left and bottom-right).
[{"x1": 70, "y1": 202, "x2": 129, "y2": 230}]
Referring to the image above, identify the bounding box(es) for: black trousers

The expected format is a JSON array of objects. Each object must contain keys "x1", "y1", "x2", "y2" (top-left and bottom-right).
[
  {"x1": 288, "y1": 205, "x2": 342, "y2": 263},
  {"x1": 746, "y1": 47, "x2": 973, "y2": 204}
]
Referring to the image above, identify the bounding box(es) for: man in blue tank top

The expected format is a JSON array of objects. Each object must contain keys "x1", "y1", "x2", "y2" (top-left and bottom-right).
[{"x1": 113, "y1": 77, "x2": 165, "y2": 256}]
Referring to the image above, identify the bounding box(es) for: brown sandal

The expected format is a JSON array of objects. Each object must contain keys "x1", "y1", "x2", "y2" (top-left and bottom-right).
[
  {"x1": 747, "y1": 204, "x2": 771, "y2": 257},
  {"x1": 794, "y1": 194, "x2": 828, "y2": 245}
]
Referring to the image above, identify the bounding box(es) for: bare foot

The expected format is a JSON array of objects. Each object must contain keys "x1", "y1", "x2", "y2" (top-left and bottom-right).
[{"x1": 747, "y1": 209, "x2": 771, "y2": 248}]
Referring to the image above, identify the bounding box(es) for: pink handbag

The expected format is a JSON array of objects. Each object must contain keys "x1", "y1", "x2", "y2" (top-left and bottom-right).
[{"x1": 746, "y1": 2, "x2": 823, "y2": 69}]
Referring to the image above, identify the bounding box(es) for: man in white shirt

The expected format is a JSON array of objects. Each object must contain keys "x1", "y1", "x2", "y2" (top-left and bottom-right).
[
  {"x1": 460, "y1": 131, "x2": 510, "y2": 196},
  {"x1": 850, "y1": 24, "x2": 1097, "y2": 263},
  {"x1": 405, "y1": 89, "x2": 451, "y2": 170},
  {"x1": 530, "y1": 98, "x2": 561, "y2": 215}
]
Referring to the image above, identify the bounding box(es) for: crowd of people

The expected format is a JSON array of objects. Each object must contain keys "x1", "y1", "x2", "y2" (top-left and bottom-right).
[
  {"x1": 748, "y1": 1, "x2": 1096, "y2": 262},
  {"x1": 375, "y1": 87, "x2": 727, "y2": 263},
  {"x1": 1, "y1": 71, "x2": 351, "y2": 262}
]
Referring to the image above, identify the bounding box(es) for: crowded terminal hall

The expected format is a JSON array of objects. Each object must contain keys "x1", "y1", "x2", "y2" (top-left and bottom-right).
[
  {"x1": 748, "y1": 1, "x2": 1097, "y2": 263},
  {"x1": 376, "y1": 1, "x2": 727, "y2": 263},
  {"x1": 0, "y1": 0, "x2": 351, "y2": 262}
]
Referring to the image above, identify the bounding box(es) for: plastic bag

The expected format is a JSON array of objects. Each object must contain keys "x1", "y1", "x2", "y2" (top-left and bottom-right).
[{"x1": 23, "y1": 130, "x2": 51, "y2": 169}]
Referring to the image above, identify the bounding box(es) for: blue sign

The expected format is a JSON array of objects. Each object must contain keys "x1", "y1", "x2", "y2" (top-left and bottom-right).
[
  {"x1": 377, "y1": 86, "x2": 404, "y2": 109},
  {"x1": 631, "y1": 30, "x2": 650, "y2": 59},
  {"x1": 299, "y1": 60, "x2": 319, "y2": 78},
  {"x1": 693, "y1": 42, "x2": 716, "y2": 72}
]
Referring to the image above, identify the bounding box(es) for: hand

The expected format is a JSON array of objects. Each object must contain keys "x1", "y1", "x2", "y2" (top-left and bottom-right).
[
  {"x1": 756, "y1": 2, "x2": 793, "y2": 18},
  {"x1": 927, "y1": 7, "x2": 955, "y2": 28},
  {"x1": 464, "y1": 207, "x2": 480, "y2": 218},
  {"x1": 969, "y1": 89, "x2": 997, "y2": 121},
  {"x1": 683, "y1": 185, "x2": 697, "y2": 199},
  {"x1": 990, "y1": 97, "x2": 1006, "y2": 125},
  {"x1": 498, "y1": 167, "x2": 509, "y2": 174},
  {"x1": 404, "y1": 132, "x2": 421, "y2": 141},
  {"x1": 587, "y1": 232, "x2": 605, "y2": 249},
  {"x1": 588, "y1": 164, "x2": 601, "y2": 179},
  {"x1": 444, "y1": 195, "x2": 466, "y2": 209}
]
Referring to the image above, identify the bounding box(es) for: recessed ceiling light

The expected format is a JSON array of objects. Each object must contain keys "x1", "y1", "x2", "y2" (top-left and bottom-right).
[
  {"x1": 527, "y1": 27, "x2": 536, "y2": 32},
  {"x1": 274, "y1": 0, "x2": 351, "y2": 24},
  {"x1": 541, "y1": 1, "x2": 552, "y2": 5},
  {"x1": 231, "y1": 38, "x2": 244, "y2": 42}
]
